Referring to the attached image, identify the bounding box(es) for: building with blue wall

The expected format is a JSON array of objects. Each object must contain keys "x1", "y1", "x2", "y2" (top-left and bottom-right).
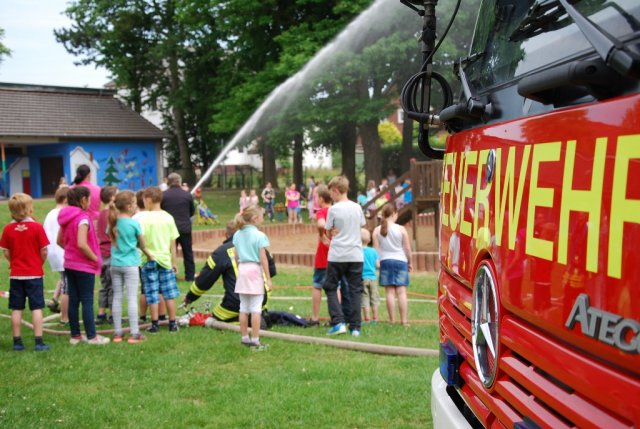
[{"x1": 0, "y1": 83, "x2": 166, "y2": 198}]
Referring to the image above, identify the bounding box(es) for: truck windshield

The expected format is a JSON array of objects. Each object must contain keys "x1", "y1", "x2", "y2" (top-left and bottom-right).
[{"x1": 466, "y1": 0, "x2": 640, "y2": 91}]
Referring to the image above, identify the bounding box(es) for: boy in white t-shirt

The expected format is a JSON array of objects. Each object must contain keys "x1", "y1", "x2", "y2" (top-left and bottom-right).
[
  {"x1": 323, "y1": 176, "x2": 366, "y2": 337},
  {"x1": 43, "y1": 187, "x2": 70, "y2": 325}
]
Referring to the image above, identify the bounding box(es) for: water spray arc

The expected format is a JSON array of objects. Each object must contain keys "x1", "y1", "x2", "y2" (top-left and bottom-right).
[{"x1": 192, "y1": 0, "x2": 410, "y2": 194}]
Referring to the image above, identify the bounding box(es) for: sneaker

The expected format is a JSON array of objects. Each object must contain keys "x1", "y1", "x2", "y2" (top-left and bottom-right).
[
  {"x1": 327, "y1": 322, "x2": 347, "y2": 335},
  {"x1": 95, "y1": 316, "x2": 108, "y2": 325},
  {"x1": 87, "y1": 335, "x2": 110, "y2": 345},
  {"x1": 306, "y1": 319, "x2": 320, "y2": 327},
  {"x1": 13, "y1": 343, "x2": 25, "y2": 352},
  {"x1": 128, "y1": 334, "x2": 146, "y2": 344},
  {"x1": 250, "y1": 341, "x2": 269, "y2": 351},
  {"x1": 112, "y1": 335, "x2": 125, "y2": 343},
  {"x1": 241, "y1": 338, "x2": 253, "y2": 347},
  {"x1": 169, "y1": 323, "x2": 179, "y2": 332},
  {"x1": 351, "y1": 329, "x2": 361, "y2": 337},
  {"x1": 69, "y1": 335, "x2": 87, "y2": 345},
  {"x1": 34, "y1": 343, "x2": 50, "y2": 352},
  {"x1": 146, "y1": 325, "x2": 159, "y2": 333}
]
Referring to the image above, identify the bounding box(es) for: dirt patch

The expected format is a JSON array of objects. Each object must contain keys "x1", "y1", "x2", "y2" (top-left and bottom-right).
[{"x1": 195, "y1": 224, "x2": 436, "y2": 254}]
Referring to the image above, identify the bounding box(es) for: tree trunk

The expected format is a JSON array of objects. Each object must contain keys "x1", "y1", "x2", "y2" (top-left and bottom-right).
[
  {"x1": 339, "y1": 122, "x2": 357, "y2": 200},
  {"x1": 293, "y1": 133, "x2": 304, "y2": 188},
  {"x1": 168, "y1": 54, "x2": 194, "y2": 185},
  {"x1": 199, "y1": 138, "x2": 212, "y2": 187},
  {"x1": 262, "y1": 138, "x2": 278, "y2": 189},
  {"x1": 400, "y1": 117, "x2": 414, "y2": 174},
  {"x1": 360, "y1": 119, "x2": 383, "y2": 187}
]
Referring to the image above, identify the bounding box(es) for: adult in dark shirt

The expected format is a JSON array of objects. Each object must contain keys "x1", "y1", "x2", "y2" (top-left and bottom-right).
[
  {"x1": 161, "y1": 172, "x2": 196, "y2": 281},
  {"x1": 183, "y1": 222, "x2": 276, "y2": 321}
]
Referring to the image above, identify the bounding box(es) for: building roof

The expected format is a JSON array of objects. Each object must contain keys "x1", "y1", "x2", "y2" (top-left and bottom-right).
[{"x1": 0, "y1": 83, "x2": 166, "y2": 140}]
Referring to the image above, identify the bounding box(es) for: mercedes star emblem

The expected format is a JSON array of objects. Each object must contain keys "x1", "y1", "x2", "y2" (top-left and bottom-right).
[{"x1": 472, "y1": 263, "x2": 499, "y2": 388}]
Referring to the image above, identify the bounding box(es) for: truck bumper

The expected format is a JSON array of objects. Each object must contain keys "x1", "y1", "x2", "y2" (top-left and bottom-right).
[{"x1": 431, "y1": 369, "x2": 473, "y2": 429}]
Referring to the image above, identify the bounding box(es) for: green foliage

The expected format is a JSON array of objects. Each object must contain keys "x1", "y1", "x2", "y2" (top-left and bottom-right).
[
  {"x1": 381, "y1": 143, "x2": 429, "y2": 176},
  {"x1": 0, "y1": 28, "x2": 10, "y2": 65},
  {"x1": 378, "y1": 121, "x2": 402, "y2": 146},
  {"x1": 55, "y1": 0, "x2": 480, "y2": 185}
]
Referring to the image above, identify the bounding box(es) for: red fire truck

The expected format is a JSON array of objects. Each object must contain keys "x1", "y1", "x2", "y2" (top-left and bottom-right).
[{"x1": 401, "y1": 0, "x2": 640, "y2": 427}]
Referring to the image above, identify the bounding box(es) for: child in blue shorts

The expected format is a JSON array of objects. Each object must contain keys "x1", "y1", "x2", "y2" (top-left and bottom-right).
[
  {"x1": 0, "y1": 193, "x2": 50, "y2": 351},
  {"x1": 373, "y1": 204, "x2": 412, "y2": 325},
  {"x1": 138, "y1": 187, "x2": 181, "y2": 333}
]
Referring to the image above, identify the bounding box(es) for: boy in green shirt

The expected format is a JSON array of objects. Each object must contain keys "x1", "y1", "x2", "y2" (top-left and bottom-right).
[{"x1": 139, "y1": 187, "x2": 181, "y2": 333}]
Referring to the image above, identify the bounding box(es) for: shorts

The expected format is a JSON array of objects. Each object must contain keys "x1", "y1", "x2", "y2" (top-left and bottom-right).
[
  {"x1": 239, "y1": 294, "x2": 264, "y2": 314},
  {"x1": 380, "y1": 259, "x2": 409, "y2": 287},
  {"x1": 312, "y1": 268, "x2": 327, "y2": 289},
  {"x1": 362, "y1": 278, "x2": 380, "y2": 308},
  {"x1": 9, "y1": 278, "x2": 45, "y2": 311},
  {"x1": 141, "y1": 261, "x2": 180, "y2": 305}
]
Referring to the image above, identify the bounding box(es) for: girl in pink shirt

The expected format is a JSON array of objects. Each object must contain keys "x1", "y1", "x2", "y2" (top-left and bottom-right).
[
  {"x1": 70, "y1": 164, "x2": 102, "y2": 220},
  {"x1": 285, "y1": 183, "x2": 300, "y2": 224},
  {"x1": 58, "y1": 186, "x2": 109, "y2": 345}
]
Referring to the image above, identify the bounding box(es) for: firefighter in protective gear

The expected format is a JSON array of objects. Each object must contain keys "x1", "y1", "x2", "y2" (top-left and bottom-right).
[{"x1": 183, "y1": 221, "x2": 276, "y2": 322}]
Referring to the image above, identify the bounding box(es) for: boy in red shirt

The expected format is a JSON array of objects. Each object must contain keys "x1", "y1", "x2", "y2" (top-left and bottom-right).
[
  {"x1": 0, "y1": 193, "x2": 50, "y2": 351},
  {"x1": 309, "y1": 185, "x2": 332, "y2": 325}
]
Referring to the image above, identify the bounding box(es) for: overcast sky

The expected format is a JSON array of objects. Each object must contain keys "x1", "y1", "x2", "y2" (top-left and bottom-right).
[{"x1": 0, "y1": 0, "x2": 111, "y2": 88}]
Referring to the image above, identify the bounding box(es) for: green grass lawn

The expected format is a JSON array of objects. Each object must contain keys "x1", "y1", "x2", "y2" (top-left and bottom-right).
[{"x1": 0, "y1": 195, "x2": 440, "y2": 428}]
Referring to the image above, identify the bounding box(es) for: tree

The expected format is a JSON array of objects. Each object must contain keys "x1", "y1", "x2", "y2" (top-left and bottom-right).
[
  {"x1": 56, "y1": 0, "x2": 228, "y2": 185},
  {"x1": 211, "y1": 0, "x2": 372, "y2": 188},
  {"x1": 0, "y1": 28, "x2": 10, "y2": 65},
  {"x1": 103, "y1": 156, "x2": 121, "y2": 186},
  {"x1": 379, "y1": 122, "x2": 402, "y2": 146}
]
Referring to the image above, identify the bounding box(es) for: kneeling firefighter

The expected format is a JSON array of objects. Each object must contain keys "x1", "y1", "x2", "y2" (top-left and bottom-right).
[{"x1": 183, "y1": 221, "x2": 276, "y2": 326}]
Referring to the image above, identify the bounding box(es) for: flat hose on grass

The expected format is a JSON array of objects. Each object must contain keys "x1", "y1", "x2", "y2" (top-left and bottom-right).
[
  {"x1": 0, "y1": 313, "x2": 439, "y2": 357},
  {"x1": 203, "y1": 318, "x2": 438, "y2": 357}
]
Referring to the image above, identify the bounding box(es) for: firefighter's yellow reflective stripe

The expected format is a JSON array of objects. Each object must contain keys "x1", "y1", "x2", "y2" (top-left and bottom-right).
[
  {"x1": 228, "y1": 248, "x2": 239, "y2": 277},
  {"x1": 212, "y1": 303, "x2": 238, "y2": 321},
  {"x1": 262, "y1": 288, "x2": 271, "y2": 310},
  {"x1": 206, "y1": 256, "x2": 216, "y2": 270},
  {"x1": 189, "y1": 281, "x2": 207, "y2": 297}
]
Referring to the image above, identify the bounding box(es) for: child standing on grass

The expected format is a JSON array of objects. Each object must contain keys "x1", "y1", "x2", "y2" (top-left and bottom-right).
[
  {"x1": 285, "y1": 183, "x2": 300, "y2": 224},
  {"x1": 361, "y1": 228, "x2": 380, "y2": 324},
  {"x1": 139, "y1": 186, "x2": 181, "y2": 333},
  {"x1": 134, "y1": 190, "x2": 167, "y2": 324},
  {"x1": 373, "y1": 204, "x2": 412, "y2": 326},
  {"x1": 1, "y1": 193, "x2": 50, "y2": 351},
  {"x1": 109, "y1": 190, "x2": 154, "y2": 343},
  {"x1": 233, "y1": 205, "x2": 271, "y2": 350},
  {"x1": 43, "y1": 186, "x2": 70, "y2": 326},
  {"x1": 239, "y1": 189, "x2": 249, "y2": 214},
  {"x1": 58, "y1": 186, "x2": 110, "y2": 345},
  {"x1": 323, "y1": 176, "x2": 366, "y2": 337},
  {"x1": 96, "y1": 186, "x2": 118, "y2": 325},
  {"x1": 309, "y1": 185, "x2": 332, "y2": 326}
]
